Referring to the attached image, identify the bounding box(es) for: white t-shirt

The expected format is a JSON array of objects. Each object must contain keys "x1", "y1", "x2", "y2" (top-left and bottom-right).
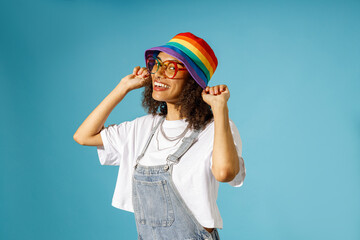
[{"x1": 96, "y1": 114, "x2": 246, "y2": 229}]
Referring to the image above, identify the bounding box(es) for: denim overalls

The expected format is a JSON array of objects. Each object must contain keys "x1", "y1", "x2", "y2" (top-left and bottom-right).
[{"x1": 132, "y1": 116, "x2": 221, "y2": 240}]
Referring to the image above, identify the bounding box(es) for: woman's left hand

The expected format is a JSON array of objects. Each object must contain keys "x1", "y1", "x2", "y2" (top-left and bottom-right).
[{"x1": 201, "y1": 84, "x2": 230, "y2": 108}]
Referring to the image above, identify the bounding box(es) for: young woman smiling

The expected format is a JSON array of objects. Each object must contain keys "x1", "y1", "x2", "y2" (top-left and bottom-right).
[{"x1": 74, "y1": 32, "x2": 246, "y2": 240}]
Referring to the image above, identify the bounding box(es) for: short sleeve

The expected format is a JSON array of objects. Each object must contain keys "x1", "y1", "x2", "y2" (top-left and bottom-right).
[
  {"x1": 96, "y1": 121, "x2": 134, "y2": 166},
  {"x1": 227, "y1": 119, "x2": 246, "y2": 187}
]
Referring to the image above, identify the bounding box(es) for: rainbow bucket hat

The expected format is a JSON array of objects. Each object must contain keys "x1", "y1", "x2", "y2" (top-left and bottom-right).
[{"x1": 144, "y1": 32, "x2": 218, "y2": 89}]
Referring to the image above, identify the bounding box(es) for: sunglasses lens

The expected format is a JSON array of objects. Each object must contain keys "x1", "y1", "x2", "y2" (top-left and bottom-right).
[
  {"x1": 165, "y1": 62, "x2": 176, "y2": 78},
  {"x1": 146, "y1": 57, "x2": 158, "y2": 74}
]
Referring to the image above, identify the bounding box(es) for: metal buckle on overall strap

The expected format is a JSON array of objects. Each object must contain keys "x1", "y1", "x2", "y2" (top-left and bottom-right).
[
  {"x1": 166, "y1": 155, "x2": 180, "y2": 165},
  {"x1": 134, "y1": 153, "x2": 144, "y2": 169}
]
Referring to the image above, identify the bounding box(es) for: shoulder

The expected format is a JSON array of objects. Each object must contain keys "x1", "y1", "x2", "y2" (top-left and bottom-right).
[
  {"x1": 129, "y1": 113, "x2": 163, "y2": 130},
  {"x1": 108, "y1": 114, "x2": 158, "y2": 129},
  {"x1": 132, "y1": 113, "x2": 154, "y2": 123},
  {"x1": 121, "y1": 113, "x2": 158, "y2": 124}
]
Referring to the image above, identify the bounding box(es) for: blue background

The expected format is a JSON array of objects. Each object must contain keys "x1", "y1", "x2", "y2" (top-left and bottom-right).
[{"x1": 1, "y1": 0, "x2": 359, "y2": 239}]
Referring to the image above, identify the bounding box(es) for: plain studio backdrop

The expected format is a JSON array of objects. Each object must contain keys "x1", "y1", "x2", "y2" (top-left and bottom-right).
[{"x1": 0, "y1": 0, "x2": 359, "y2": 239}]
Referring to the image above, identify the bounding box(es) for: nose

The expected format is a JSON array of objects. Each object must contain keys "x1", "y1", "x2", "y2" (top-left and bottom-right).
[{"x1": 154, "y1": 64, "x2": 166, "y2": 78}]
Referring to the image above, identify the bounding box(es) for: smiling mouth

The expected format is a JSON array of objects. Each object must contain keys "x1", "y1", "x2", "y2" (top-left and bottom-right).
[{"x1": 154, "y1": 81, "x2": 170, "y2": 89}]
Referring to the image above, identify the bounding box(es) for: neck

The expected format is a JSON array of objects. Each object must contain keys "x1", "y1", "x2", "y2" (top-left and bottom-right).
[{"x1": 165, "y1": 102, "x2": 184, "y2": 121}]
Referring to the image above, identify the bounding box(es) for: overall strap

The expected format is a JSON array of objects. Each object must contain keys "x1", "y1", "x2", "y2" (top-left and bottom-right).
[
  {"x1": 166, "y1": 128, "x2": 202, "y2": 166},
  {"x1": 135, "y1": 116, "x2": 165, "y2": 167}
]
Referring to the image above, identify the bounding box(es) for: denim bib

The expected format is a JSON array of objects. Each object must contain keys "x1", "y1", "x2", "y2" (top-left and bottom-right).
[{"x1": 132, "y1": 116, "x2": 220, "y2": 240}]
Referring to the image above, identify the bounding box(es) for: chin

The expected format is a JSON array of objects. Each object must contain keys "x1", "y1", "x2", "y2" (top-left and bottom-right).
[
  {"x1": 152, "y1": 93, "x2": 165, "y2": 102},
  {"x1": 152, "y1": 91, "x2": 180, "y2": 103}
]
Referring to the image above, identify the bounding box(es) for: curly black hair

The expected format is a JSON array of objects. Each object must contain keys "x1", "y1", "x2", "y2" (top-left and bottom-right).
[{"x1": 141, "y1": 75, "x2": 214, "y2": 131}]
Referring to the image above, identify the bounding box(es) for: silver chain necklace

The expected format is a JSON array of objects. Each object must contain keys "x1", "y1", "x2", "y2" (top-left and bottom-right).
[
  {"x1": 156, "y1": 129, "x2": 182, "y2": 151},
  {"x1": 156, "y1": 119, "x2": 190, "y2": 151},
  {"x1": 160, "y1": 118, "x2": 189, "y2": 141}
]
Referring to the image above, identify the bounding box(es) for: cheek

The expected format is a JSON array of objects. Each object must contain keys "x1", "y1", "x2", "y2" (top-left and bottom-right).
[
  {"x1": 172, "y1": 83, "x2": 186, "y2": 94},
  {"x1": 172, "y1": 79, "x2": 187, "y2": 89},
  {"x1": 179, "y1": 81, "x2": 187, "y2": 92}
]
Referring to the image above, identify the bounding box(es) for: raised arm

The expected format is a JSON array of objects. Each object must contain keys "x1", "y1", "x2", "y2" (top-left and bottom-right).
[
  {"x1": 201, "y1": 84, "x2": 240, "y2": 182},
  {"x1": 73, "y1": 66, "x2": 150, "y2": 146}
]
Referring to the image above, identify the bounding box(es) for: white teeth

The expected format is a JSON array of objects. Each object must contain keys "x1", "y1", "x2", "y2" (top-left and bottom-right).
[{"x1": 154, "y1": 82, "x2": 170, "y2": 88}]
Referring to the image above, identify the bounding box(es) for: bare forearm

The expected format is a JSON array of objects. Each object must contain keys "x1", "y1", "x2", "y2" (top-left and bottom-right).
[
  {"x1": 212, "y1": 103, "x2": 240, "y2": 182},
  {"x1": 73, "y1": 82, "x2": 129, "y2": 142}
]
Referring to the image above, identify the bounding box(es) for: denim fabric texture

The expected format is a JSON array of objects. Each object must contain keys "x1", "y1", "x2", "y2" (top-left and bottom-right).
[{"x1": 132, "y1": 116, "x2": 220, "y2": 240}]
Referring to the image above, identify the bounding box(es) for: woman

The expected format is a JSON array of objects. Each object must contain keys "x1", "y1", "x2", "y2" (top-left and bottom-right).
[{"x1": 74, "y1": 32, "x2": 246, "y2": 240}]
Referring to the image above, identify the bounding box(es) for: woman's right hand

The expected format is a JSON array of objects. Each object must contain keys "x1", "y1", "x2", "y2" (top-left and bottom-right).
[{"x1": 120, "y1": 66, "x2": 152, "y2": 92}]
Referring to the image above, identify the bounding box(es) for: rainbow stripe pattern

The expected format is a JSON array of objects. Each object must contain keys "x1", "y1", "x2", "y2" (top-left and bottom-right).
[{"x1": 144, "y1": 32, "x2": 218, "y2": 89}]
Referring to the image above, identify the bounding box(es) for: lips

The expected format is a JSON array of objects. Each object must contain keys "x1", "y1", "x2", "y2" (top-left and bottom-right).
[{"x1": 153, "y1": 80, "x2": 170, "y2": 89}]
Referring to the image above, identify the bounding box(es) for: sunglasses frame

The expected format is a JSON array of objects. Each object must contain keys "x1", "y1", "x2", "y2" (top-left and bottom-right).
[{"x1": 146, "y1": 56, "x2": 188, "y2": 79}]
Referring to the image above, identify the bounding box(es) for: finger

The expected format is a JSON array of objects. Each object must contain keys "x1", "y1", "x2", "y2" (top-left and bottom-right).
[
  {"x1": 143, "y1": 75, "x2": 151, "y2": 81},
  {"x1": 134, "y1": 66, "x2": 140, "y2": 75},
  {"x1": 214, "y1": 85, "x2": 220, "y2": 95},
  {"x1": 210, "y1": 87, "x2": 214, "y2": 95},
  {"x1": 141, "y1": 68, "x2": 150, "y2": 78},
  {"x1": 133, "y1": 66, "x2": 141, "y2": 75},
  {"x1": 139, "y1": 67, "x2": 148, "y2": 76}
]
